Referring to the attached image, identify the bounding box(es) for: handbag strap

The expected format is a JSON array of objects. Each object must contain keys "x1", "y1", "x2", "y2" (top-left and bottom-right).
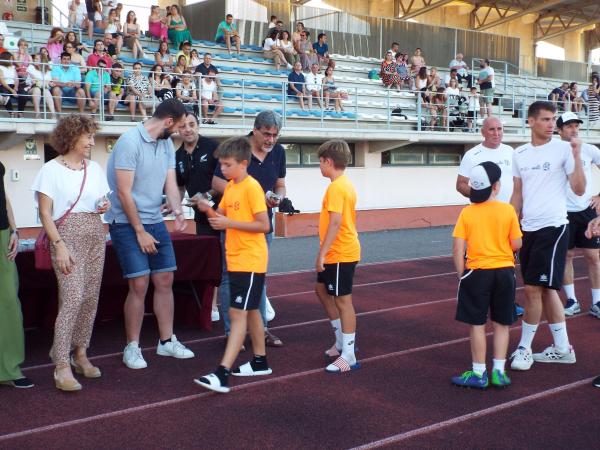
[{"x1": 55, "y1": 159, "x2": 88, "y2": 227}]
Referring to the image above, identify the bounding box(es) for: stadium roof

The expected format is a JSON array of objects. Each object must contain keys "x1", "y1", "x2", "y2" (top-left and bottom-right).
[{"x1": 394, "y1": 0, "x2": 600, "y2": 41}]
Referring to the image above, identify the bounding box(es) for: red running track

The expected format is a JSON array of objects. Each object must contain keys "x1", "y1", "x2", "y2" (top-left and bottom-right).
[{"x1": 1, "y1": 255, "x2": 599, "y2": 449}]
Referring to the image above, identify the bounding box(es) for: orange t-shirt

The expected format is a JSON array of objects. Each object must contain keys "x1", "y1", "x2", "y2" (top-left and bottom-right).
[
  {"x1": 218, "y1": 175, "x2": 268, "y2": 273},
  {"x1": 319, "y1": 174, "x2": 361, "y2": 264},
  {"x1": 452, "y1": 200, "x2": 522, "y2": 269}
]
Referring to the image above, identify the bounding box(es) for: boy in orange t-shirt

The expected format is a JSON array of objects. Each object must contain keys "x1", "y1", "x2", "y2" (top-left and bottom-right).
[
  {"x1": 452, "y1": 161, "x2": 522, "y2": 389},
  {"x1": 192, "y1": 137, "x2": 271, "y2": 393},
  {"x1": 315, "y1": 140, "x2": 361, "y2": 373}
]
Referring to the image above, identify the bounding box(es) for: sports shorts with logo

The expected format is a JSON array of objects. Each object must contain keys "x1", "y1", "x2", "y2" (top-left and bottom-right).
[
  {"x1": 456, "y1": 267, "x2": 517, "y2": 326},
  {"x1": 229, "y1": 271, "x2": 266, "y2": 311},
  {"x1": 567, "y1": 207, "x2": 600, "y2": 250},
  {"x1": 519, "y1": 224, "x2": 568, "y2": 290},
  {"x1": 317, "y1": 262, "x2": 358, "y2": 296}
]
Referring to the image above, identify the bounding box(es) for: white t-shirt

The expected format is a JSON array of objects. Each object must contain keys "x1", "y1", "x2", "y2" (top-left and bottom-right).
[
  {"x1": 0, "y1": 65, "x2": 17, "y2": 85},
  {"x1": 305, "y1": 72, "x2": 323, "y2": 91},
  {"x1": 446, "y1": 86, "x2": 460, "y2": 97},
  {"x1": 70, "y1": 1, "x2": 88, "y2": 26},
  {"x1": 459, "y1": 143, "x2": 514, "y2": 203},
  {"x1": 94, "y1": 11, "x2": 102, "y2": 22},
  {"x1": 277, "y1": 39, "x2": 293, "y2": 52},
  {"x1": 31, "y1": 159, "x2": 110, "y2": 221},
  {"x1": 200, "y1": 78, "x2": 217, "y2": 100},
  {"x1": 449, "y1": 59, "x2": 468, "y2": 77},
  {"x1": 26, "y1": 65, "x2": 52, "y2": 88},
  {"x1": 567, "y1": 142, "x2": 600, "y2": 212},
  {"x1": 513, "y1": 139, "x2": 575, "y2": 231},
  {"x1": 263, "y1": 38, "x2": 277, "y2": 51},
  {"x1": 468, "y1": 94, "x2": 479, "y2": 111}
]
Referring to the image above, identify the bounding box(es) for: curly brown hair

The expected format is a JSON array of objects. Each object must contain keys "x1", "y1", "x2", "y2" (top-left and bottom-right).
[{"x1": 50, "y1": 115, "x2": 99, "y2": 155}]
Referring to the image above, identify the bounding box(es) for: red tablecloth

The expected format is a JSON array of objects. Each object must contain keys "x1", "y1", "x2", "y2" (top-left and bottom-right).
[{"x1": 16, "y1": 233, "x2": 222, "y2": 331}]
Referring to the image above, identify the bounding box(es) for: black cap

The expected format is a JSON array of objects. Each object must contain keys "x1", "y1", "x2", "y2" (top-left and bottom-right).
[{"x1": 469, "y1": 161, "x2": 501, "y2": 203}]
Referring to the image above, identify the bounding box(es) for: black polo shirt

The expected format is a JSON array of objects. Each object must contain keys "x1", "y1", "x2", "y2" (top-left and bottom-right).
[
  {"x1": 194, "y1": 63, "x2": 219, "y2": 76},
  {"x1": 214, "y1": 132, "x2": 286, "y2": 233},
  {"x1": 175, "y1": 136, "x2": 220, "y2": 226}
]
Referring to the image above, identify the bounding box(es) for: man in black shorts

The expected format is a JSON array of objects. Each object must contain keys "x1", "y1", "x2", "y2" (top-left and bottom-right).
[
  {"x1": 556, "y1": 112, "x2": 600, "y2": 317},
  {"x1": 510, "y1": 101, "x2": 585, "y2": 371},
  {"x1": 175, "y1": 112, "x2": 220, "y2": 321}
]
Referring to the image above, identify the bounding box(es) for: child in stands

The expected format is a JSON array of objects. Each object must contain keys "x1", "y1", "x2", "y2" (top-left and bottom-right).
[{"x1": 451, "y1": 161, "x2": 522, "y2": 389}]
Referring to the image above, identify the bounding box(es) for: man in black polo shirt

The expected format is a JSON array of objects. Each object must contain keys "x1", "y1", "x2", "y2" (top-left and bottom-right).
[
  {"x1": 212, "y1": 110, "x2": 286, "y2": 348},
  {"x1": 175, "y1": 112, "x2": 221, "y2": 321},
  {"x1": 195, "y1": 53, "x2": 221, "y2": 90}
]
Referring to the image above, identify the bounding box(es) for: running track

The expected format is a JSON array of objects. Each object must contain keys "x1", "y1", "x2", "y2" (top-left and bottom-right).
[{"x1": 1, "y1": 254, "x2": 599, "y2": 449}]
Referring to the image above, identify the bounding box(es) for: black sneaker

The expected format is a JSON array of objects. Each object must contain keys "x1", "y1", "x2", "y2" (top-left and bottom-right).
[
  {"x1": 2, "y1": 377, "x2": 34, "y2": 389},
  {"x1": 105, "y1": 115, "x2": 114, "y2": 121},
  {"x1": 593, "y1": 375, "x2": 600, "y2": 388}
]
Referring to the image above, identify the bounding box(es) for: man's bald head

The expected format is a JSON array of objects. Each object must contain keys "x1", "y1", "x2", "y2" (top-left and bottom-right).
[{"x1": 481, "y1": 116, "x2": 503, "y2": 148}]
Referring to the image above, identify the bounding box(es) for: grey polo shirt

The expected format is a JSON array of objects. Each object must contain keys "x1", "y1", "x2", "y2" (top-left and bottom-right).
[{"x1": 105, "y1": 123, "x2": 176, "y2": 225}]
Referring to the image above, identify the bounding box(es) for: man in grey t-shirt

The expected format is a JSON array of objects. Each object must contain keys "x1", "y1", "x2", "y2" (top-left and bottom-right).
[{"x1": 106, "y1": 99, "x2": 195, "y2": 370}]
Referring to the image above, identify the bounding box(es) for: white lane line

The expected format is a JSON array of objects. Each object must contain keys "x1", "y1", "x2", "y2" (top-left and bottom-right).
[{"x1": 349, "y1": 377, "x2": 595, "y2": 450}]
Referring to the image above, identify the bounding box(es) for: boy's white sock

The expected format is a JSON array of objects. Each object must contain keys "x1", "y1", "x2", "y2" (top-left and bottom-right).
[
  {"x1": 517, "y1": 321, "x2": 538, "y2": 351},
  {"x1": 341, "y1": 332, "x2": 356, "y2": 365},
  {"x1": 472, "y1": 362, "x2": 486, "y2": 376},
  {"x1": 492, "y1": 359, "x2": 506, "y2": 373},
  {"x1": 549, "y1": 322, "x2": 570, "y2": 353},
  {"x1": 591, "y1": 288, "x2": 600, "y2": 305},
  {"x1": 330, "y1": 319, "x2": 342, "y2": 350},
  {"x1": 563, "y1": 284, "x2": 577, "y2": 301}
]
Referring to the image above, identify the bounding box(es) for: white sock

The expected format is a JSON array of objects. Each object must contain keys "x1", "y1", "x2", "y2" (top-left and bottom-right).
[
  {"x1": 472, "y1": 362, "x2": 486, "y2": 376},
  {"x1": 341, "y1": 332, "x2": 356, "y2": 365},
  {"x1": 563, "y1": 284, "x2": 577, "y2": 301},
  {"x1": 330, "y1": 319, "x2": 342, "y2": 350},
  {"x1": 492, "y1": 359, "x2": 506, "y2": 373},
  {"x1": 518, "y1": 321, "x2": 538, "y2": 351},
  {"x1": 549, "y1": 322, "x2": 570, "y2": 352},
  {"x1": 592, "y1": 288, "x2": 600, "y2": 305}
]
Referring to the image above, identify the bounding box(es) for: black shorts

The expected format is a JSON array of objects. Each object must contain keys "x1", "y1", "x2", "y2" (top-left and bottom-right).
[
  {"x1": 229, "y1": 272, "x2": 265, "y2": 311},
  {"x1": 196, "y1": 221, "x2": 219, "y2": 237},
  {"x1": 519, "y1": 224, "x2": 568, "y2": 290},
  {"x1": 567, "y1": 207, "x2": 600, "y2": 249},
  {"x1": 467, "y1": 111, "x2": 475, "y2": 119},
  {"x1": 456, "y1": 267, "x2": 517, "y2": 326},
  {"x1": 316, "y1": 262, "x2": 357, "y2": 296}
]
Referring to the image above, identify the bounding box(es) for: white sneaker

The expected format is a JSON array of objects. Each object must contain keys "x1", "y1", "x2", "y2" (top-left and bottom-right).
[
  {"x1": 156, "y1": 334, "x2": 194, "y2": 359},
  {"x1": 564, "y1": 299, "x2": 581, "y2": 316},
  {"x1": 533, "y1": 345, "x2": 576, "y2": 364},
  {"x1": 510, "y1": 346, "x2": 533, "y2": 371},
  {"x1": 286, "y1": 63, "x2": 293, "y2": 70},
  {"x1": 123, "y1": 341, "x2": 147, "y2": 369},
  {"x1": 590, "y1": 302, "x2": 600, "y2": 319},
  {"x1": 265, "y1": 296, "x2": 275, "y2": 322},
  {"x1": 211, "y1": 309, "x2": 220, "y2": 322}
]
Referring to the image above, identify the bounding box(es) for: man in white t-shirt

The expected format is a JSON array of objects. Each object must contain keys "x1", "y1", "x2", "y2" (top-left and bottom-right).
[
  {"x1": 68, "y1": 0, "x2": 93, "y2": 40},
  {"x1": 449, "y1": 52, "x2": 471, "y2": 87},
  {"x1": 555, "y1": 112, "x2": 600, "y2": 318},
  {"x1": 510, "y1": 101, "x2": 585, "y2": 371},
  {"x1": 305, "y1": 63, "x2": 323, "y2": 110}
]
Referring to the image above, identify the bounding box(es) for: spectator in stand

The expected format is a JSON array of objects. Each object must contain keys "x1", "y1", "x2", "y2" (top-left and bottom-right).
[
  {"x1": 63, "y1": 42, "x2": 86, "y2": 75},
  {"x1": 587, "y1": 76, "x2": 600, "y2": 125},
  {"x1": 431, "y1": 87, "x2": 448, "y2": 129},
  {"x1": 297, "y1": 30, "x2": 318, "y2": 72},
  {"x1": 176, "y1": 70, "x2": 198, "y2": 115},
  {"x1": 395, "y1": 52, "x2": 411, "y2": 89},
  {"x1": 148, "y1": 5, "x2": 168, "y2": 42},
  {"x1": 14, "y1": 39, "x2": 31, "y2": 80},
  {"x1": 446, "y1": 78, "x2": 461, "y2": 107},
  {"x1": 101, "y1": 0, "x2": 116, "y2": 20},
  {"x1": 123, "y1": 11, "x2": 145, "y2": 60},
  {"x1": 65, "y1": 31, "x2": 90, "y2": 56},
  {"x1": 47, "y1": 28, "x2": 65, "y2": 63},
  {"x1": 105, "y1": 62, "x2": 125, "y2": 121},
  {"x1": 69, "y1": 0, "x2": 94, "y2": 40},
  {"x1": 101, "y1": 33, "x2": 118, "y2": 60},
  {"x1": 322, "y1": 65, "x2": 345, "y2": 112},
  {"x1": 380, "y1": 50, "x2": 401, "y2": 91},
  {"x1": 199, "y1": 68, "x2": 223, "y2": 124},
  {"x1": 19, "y1": 53, "x2": 56, "y2": 119},
  {"x1": 467, "y1": 85, "x2": 479, "y2": 131},
  {"x1": 215, "y1": 14, "x2": 241, "y2": 55},
  {"x1": 84, "y1": 58, "x2": 110, "y2": 115},
  {"x1": 155, "y1": 40, "x2": 174, "y2": 72},
  {"x1": 444, "y1": 68, "x2": 460, "y2": 87},
  {"x1": 92, "y1": 0, "x2": 107, "y2": 33},
  {"x1": 167, "y1": 6, "x2": 193, "y2": 50},
  {"x1": 189, "y1": 49, "x2": 201, "y2": 70},
  {"x1": 175, "y1": 41, "x2": 192, "y2": 67},
  {"x1": 263, "y1": 29, "x2": 288, "y2": 71},
  {"x1": 276, "y1": 30, "x2": 298, "y2": 67},
  {"x1": 291, "y1": 22, "x2": 305, "y2": 46},
  {"x1": 268, "y1": 15, "x2": 278, "y2": 29},
  {"x1": 415, "y1": 66, "x2": 436, "y2": 120},
  {"x1": 449, "y1": 52, "x2": 470, "y2": 87},
  {"x1": 566, "y1": 82, "x2": 583, "y2": 113},
  {"x1": 105, "y1": 8, "x2": 123, "y2": 54},
  {"x1": 428, "y1": 67, "x2": 442, "y2": 91},
  {"x1": 87, "y1": 40, "x2": 113, "y2": 68},
  {"x1": 548, "y1": 82, "x2": 569, "y2": 111},
  {"x1": 0, "y1": 52, "x2": 18, "y2": 117},
  {"x1": 388, "y1": 42, "x2": 400, "y2": 57},
  {"x1": 150, "y1": 64, "x2": 173, "y2": 102},
  {"x1": 171, "y1": 54, "x2": 188, "y2": 88},
  {"x1": 114, "y1": 2, "x2": 123, "y2": 22},
  {"x1": 477, "y1": 59, "x2": 494, "y2": 117},
  {"x1": 313, "y1": 33, "x2": 330, "y2": 70},
  {"x1": 410, "y1": 48, "x2": 425, "y2": 77},
  {"x1": 39, "y1": 47, "x2": 51, "y2": 63},
  {"x1": 305, "y1": 63, "x2": 323, "y2": 109},
  {"x1": 195, "y1": 53, "x2": 221, "y2": 90},
  {"x1": 50, "y1": 52, "x2": 86, "y2": 114},
  {"x1": 0, "y1": 35, "x2": 6, "y2": 54},
  {"x1": 287, "y1": 60, "x2": 306, "y2": 110},
  {"x1": 126, "y1": 61, "x2": 153, "y2": 121},
  {"x1": 266, "y1": 20, "x2": 284, "y2": 41}
]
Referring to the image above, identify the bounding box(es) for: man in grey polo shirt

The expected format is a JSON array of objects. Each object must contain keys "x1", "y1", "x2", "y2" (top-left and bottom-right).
[{"x1": 105, "y1": 99, "x2": 195, "y2": 369}]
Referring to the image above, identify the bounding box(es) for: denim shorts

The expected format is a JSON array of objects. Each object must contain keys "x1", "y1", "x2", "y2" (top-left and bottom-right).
[{"x1": 109, "y1": 221, "x2": 177, "y2": 278}]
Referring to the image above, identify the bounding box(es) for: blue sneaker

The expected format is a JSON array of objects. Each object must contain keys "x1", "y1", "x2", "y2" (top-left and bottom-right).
[
  {"x1": 451, "y1": 370, "x2": 488, "y2": 389},
  {"x1": 515, "y1": 303, "x2": 524, "y2": 316}
]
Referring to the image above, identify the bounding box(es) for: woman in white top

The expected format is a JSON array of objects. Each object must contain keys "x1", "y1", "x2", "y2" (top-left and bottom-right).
[
  {"x1": 189, "y1": 49, "x2": 201, "y2": 69},
  {"x1": 263, "y1": 29, "x2": 288, "y2": 71},
  {"x1": 32, "y1": 115, "x2": 110, "y2": 392},
  {"x1": 0, "y1": 52, "x2": 19, "y2": 117},
  {"x1": 200, "y1": 68, "x2": 223, "y2": 124},
  {"x1": 123, "y1": 11, "x2": 145, "y2": 60},
  {"x1": 445, "y1": 78, "x2": 461, "y2": 107},
  {"x1": 18, "y1": 54, "x2": 56, "y2": 118},
  {"x1": 176, "y1": 70, "x2": 198, "y2": 115},
  {"x1": 276, "y1": 30, "x2": 298, "y2": 67}
]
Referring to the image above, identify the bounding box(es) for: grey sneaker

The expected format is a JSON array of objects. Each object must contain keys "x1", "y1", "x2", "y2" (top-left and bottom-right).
[
  {"x1": 156, "y1": 335, "x2": 194, "y2": 359},
  {"x1": 564, "y1": 299, "x2": 581, "y2": 316},
  {"x1": 123, "y1": 341, "x2": 147, "y2": 369},
  {"x1": 590, "y1": 302, "x2": 600, "y2": 319},
  {"x1": 532, "y1": 345, "x2": 576, "y2": 364},
  {"x1": 510, "y1": 346, "x2": 533, "y2": 371}
]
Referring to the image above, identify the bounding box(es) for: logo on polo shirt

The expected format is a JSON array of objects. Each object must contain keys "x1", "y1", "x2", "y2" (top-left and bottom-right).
[
  {"x1": 178, "y1": 161, "x2": 185, "y2": 174},
  {"x1": 543, "y1": 162, "x2": 550, "y2": 171},
  {"x1": 200, "y1": 154, "x2": 207, "y2": 162}
]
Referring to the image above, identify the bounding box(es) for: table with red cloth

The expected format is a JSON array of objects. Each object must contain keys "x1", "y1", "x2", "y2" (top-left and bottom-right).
[{"x1": 16, "y1": 233, "x2": 221, "y2": 331}]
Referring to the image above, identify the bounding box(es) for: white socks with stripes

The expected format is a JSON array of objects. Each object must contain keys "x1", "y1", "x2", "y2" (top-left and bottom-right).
[{"x1": 341, "y1": 332, "x2": 356, "y2": 365}]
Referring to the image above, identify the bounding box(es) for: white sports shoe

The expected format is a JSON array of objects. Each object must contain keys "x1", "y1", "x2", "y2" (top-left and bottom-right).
[
  {"x1": 564, "y1": 299, "x2": 581, "y2": 316},
  {"x1": 532, "y1": 345, "x2": 576, "y2": 364},
  {"x1": 123, "y1": 341, "x2": 148, "y2": 369},
  {"x1": 590, "y1": 302, "x2": 600, "y2": 319},
  {"x1": 510, "y1": 346, "x2": 534, "y2": 371},
  {"x1": 265, "y1": 296, "x2": 275, "y2": 322},
  {"x1": 156, "y1": 335, "x2": 194, "y2": 359}
]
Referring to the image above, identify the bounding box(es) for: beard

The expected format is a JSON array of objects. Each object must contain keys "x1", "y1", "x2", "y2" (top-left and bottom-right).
[{"x1": 159, "y1": 127, "x2": 174, "y2": 140}]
